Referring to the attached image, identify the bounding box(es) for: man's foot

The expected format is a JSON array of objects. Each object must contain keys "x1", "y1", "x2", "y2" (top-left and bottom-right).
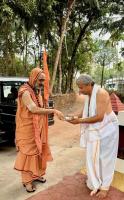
[
  {"x1": 96, "y1": 190, "x2": 108, "y2": 199},
  {"x1": 90, "y1": 189, "x2": 98, "y2": 196},
  {"x1": 80, "y1": 166, "x2": 87, "y2": 175},
  {"x1": 23, "y1": 183, "x2": 36, "y2": 193}
]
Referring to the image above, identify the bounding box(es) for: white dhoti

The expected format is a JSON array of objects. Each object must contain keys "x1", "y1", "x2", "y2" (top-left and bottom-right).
[
  {"x1": 80, "y1": 84, "x2": 119, "y2": 192},
  {"x1": 86, "y1": 112, "x2": 119, "y2": 191}
]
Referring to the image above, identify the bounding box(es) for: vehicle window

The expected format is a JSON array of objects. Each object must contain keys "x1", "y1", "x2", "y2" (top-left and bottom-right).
[
  {"x1": 106, "y1": 83, "x2": 116, "y2": 90},
  {"x1": 3, "y1": 86, "x2": 11, "y2": 97},
  {"x1": 1, "y1": 81, "x2": 25, "y2": 104},
  {"x1": 110, "y1": 83, "x2": 115, "y2": 89}
]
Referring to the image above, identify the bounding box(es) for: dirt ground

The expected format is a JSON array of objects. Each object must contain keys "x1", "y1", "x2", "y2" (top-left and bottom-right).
[{"x1": 0, "y1": 108, "x2": 86, "y2": 200}]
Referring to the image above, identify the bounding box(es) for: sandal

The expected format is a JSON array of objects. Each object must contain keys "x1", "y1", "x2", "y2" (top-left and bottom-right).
[
  {"x1": 37, "y1": 176, "x2": 46, "y2": 183},
  {"x1": 23, "y1": 183, "x2": 36, "y2": 193}
]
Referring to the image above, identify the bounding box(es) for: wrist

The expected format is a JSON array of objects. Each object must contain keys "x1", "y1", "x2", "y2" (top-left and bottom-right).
[
  {"x1": 45, "y1": 108, "x2": 54, "y2": 114},
  {"x1": 53, "y1": 109, "x2": 57, "y2": 114},
  {"x1": 79, "y1": 118, "x2": 84, "y2": 123}
]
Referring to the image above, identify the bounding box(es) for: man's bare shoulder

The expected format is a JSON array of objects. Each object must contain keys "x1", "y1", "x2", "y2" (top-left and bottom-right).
[
  {"x1": 97, "y1": 88, "x2": 109, "y2": 96},
  {"x1": 97, "y1": 88, "x2": 110, "y2": 101},
  {"x1": 22, "y1": 90, "x2": 30, "y2": 97}
]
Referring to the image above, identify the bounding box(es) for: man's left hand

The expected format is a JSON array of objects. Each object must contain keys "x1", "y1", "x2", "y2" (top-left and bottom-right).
[{"x1": 68, "y1": 118, "x2": 81, "y2": 124}]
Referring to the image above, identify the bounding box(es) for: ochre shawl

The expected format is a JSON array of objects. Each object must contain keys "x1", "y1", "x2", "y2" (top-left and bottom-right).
[{"x1": 16, "y1": 67, "x2": 49, "y2": 155}]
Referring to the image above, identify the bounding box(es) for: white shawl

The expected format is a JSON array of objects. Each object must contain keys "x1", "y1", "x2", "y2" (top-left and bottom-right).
[{"x1": 80, "y1": 84, "x2": 100, "y2": 147}]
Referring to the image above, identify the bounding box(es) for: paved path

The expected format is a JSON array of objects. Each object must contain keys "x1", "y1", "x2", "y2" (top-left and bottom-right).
[
  {"x1": 27, "y1": 173, "x2": 124, "y2": 200},
  {"x1": 0, "y1": 118, "x2": 85, "y2": 200},
  {"x1": 0, "y1": 116, "x2": 124, "y2": 200}
]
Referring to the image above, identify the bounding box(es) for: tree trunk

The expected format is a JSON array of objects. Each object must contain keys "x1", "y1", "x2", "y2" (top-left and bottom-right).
[
  {"x1": 24, "y1": 32, "x2": 28, "y2": 73},
  {"x1": 23, "y1": 50, "x2": 25, "y2": 68},
  {"x1": 50, "y1": 0, "x2": 75, "y2": 94},
  {"x1": 58, "y1": 52, "x2": 62, "y2": 93},
  {"x1": 34, "y1": 49, "x2": 37, "y2": 66},
  {"x1": 66, "y1": 15, "x2": 94, "y2": 92},
  {"x1": 101, "y1": 54, "x2": 105, "y2": 88}
]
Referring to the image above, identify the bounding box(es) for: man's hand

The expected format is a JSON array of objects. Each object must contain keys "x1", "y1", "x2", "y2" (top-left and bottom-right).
[
  {"x1": 16, "y1": 146, "x2": 19, "y2": 152},
  {"x1": 67, "y1": 118, "x2": 81, "y2": 124},
  {"x1": 54, "y1": 109, "x2": 64, "y2": 120}
]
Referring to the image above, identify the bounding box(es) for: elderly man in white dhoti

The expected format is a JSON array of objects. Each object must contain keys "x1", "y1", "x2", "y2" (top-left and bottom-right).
[{"x1": 67, "y1": 74, "x2": 119, "y2": 199}]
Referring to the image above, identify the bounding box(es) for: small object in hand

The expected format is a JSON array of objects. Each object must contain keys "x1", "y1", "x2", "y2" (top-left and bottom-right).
[{"x1": 64, "y1": 116, "x2": 78, "y2": 121}]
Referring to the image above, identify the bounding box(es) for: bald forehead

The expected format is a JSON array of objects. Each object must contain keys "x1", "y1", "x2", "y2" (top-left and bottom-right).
[{"x1": 38, "y1": 73, "x2": 46, "y2": 80}]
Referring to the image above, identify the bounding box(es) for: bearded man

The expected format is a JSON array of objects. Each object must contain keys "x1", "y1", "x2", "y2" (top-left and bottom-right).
[{"x1": 14, "y1": 67, "x2": 63, "y2": 192}]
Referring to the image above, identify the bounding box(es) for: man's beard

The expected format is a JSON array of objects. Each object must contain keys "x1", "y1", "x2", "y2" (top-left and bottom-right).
[{"x1": 34, "y1": 84, "x2": 44, "y2": 95}]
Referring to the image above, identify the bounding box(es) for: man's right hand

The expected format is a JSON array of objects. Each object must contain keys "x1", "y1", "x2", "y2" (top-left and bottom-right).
[{"x1": 54, "y1": 109, "x2": 64, "y2": 120}]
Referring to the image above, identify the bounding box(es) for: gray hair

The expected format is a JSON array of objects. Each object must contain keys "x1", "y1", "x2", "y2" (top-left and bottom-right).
[{"x1": 76, "y1": 74, "x2": 95, "y2": 85}]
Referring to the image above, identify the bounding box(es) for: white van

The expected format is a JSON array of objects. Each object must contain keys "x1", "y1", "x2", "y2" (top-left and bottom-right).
[{"x1": 105, "y1": 77, "x2": 124, "y2": 93}]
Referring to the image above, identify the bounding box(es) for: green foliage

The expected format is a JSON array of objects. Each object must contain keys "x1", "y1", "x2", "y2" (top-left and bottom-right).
[
  {"x1": 92, "y1": 39, "x2": 121, "y2": 84},
  {"x1": 75, "y1": 35, "x2": 96, "y2": 74},
  {"x1": 94, "y1": 40, "x2": 118, "y2": 67},
  {"x1": 0, "y1": 0, "x2": 123, "y2": 93}
]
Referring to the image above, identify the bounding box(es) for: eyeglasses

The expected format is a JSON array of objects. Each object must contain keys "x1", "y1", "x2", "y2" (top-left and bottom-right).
[{"x1": 38, "y1": 79, "x2": 45, "y2": 82}]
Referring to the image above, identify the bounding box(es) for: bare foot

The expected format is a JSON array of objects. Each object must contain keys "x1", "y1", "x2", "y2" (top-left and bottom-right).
[
  {"x1": 96, "y1": 190, "x2": 108, "y2": 199},
  {"x1": 80, "y1": 166, "x2": 87, "y2": 175},
  {"x1": 90, "y1": 189, "x2": 98, "y2": 196}
]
